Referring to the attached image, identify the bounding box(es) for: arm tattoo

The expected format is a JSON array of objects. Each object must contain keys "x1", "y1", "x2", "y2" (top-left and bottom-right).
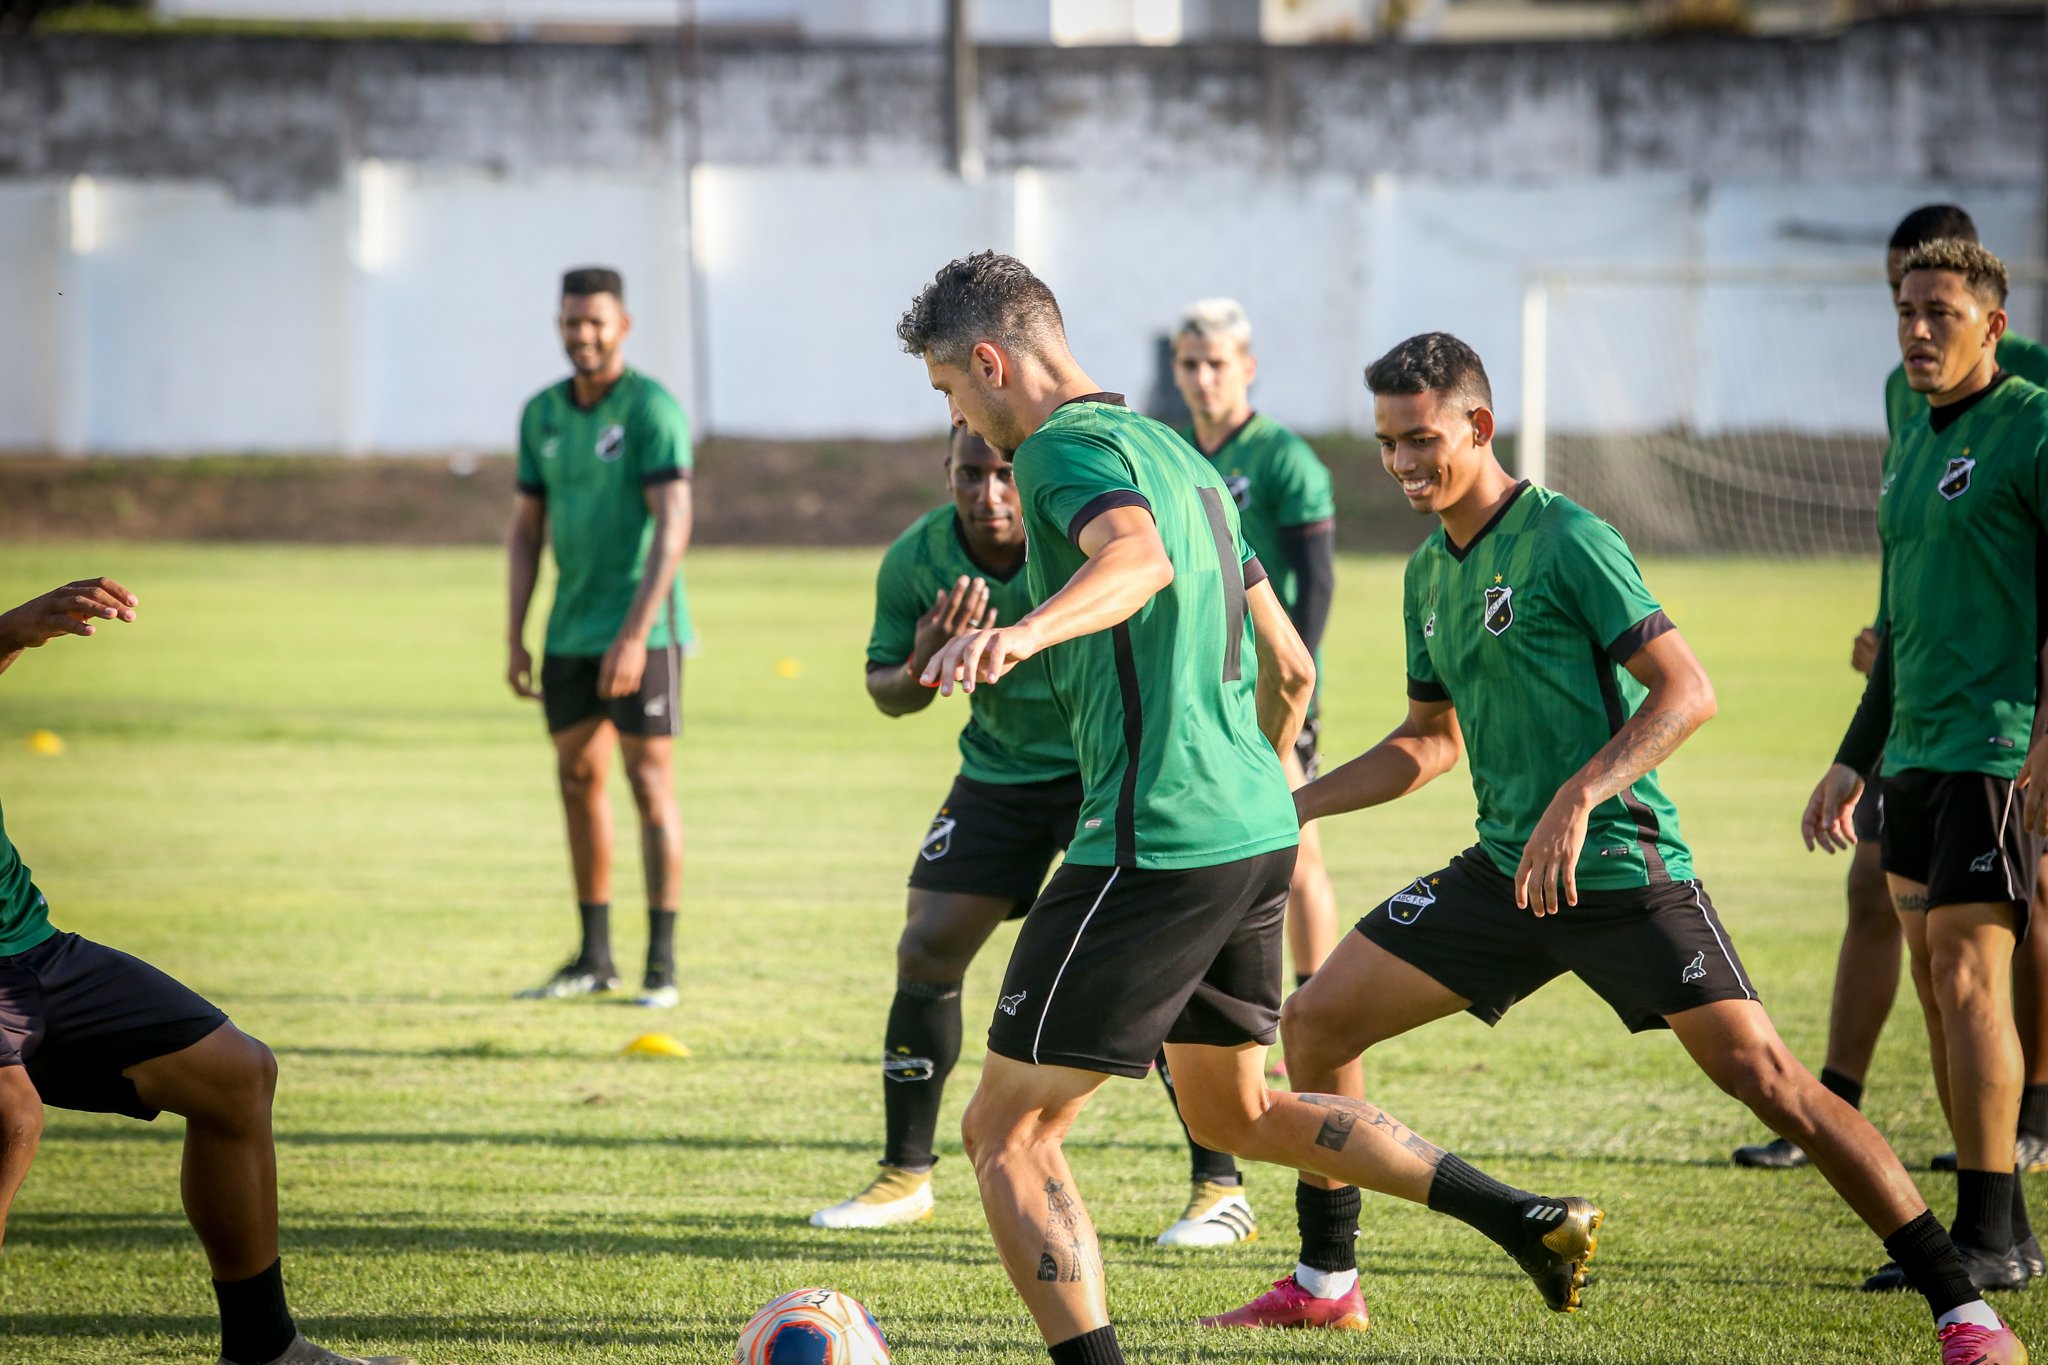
[
  {"x1": 1581, "y1": 707, "x2": 1690, "y2": 804},
  {"x1": 1035, "y1": 1177, "x2": 1093, "y2": 1283},
  {"x1": 1301, "y1": 1094, "x2": 1445, "y2": 1164}
]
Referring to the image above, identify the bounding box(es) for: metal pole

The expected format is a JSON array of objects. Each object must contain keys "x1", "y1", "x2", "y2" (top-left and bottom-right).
[
  {"x1": 947, "y1": 0, "x2": 983, "y2": 181},
  {"x1": 1518, "y1": 277, "x2": 1549, "y2": 488}
]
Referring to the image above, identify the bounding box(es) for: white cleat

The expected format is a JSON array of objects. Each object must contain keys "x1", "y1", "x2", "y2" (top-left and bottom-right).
[
  {"x1": 810, "y1": 1166, "x2": 935, "y2": 1229},
  {"x1": 633, "y1": 981, "x2": 680, "y2": 1009},
  {"x1": 1156, "y1": 1179, "x2": 1259, "y2": 1248},
  {"x1": 223, "y1": 1334, "x2": 415, "y2": 1365}
]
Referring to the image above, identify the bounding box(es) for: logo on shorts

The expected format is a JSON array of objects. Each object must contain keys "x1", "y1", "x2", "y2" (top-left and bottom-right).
[
  {"x1": 1422, "y1": 610, "x2": 1436, "y2": 639},
  {"x1": 644, "y1": 697, "x2": 666, "y2": 718},
  {"x1": 1224, "y1": 474, "x2": 1252, "y2": 510},
  {"x1": 998, "y1": 990, "x2": 1027, "y2": 1016},
  {"x1": 1681, "y1": 950, "x2": 1707, "y2": 984},
  {"x1": 595, "y1": 423, "x2": 626, "y2": 462},
  {"x1": 1387, "y1": 876, "x2": 1438, "y2": 925},
  {"x1": 1972, "y1": 849, "x2": 2000, "y2": 873},
  {"x1": 1939, "y1": 455, "x2": 1975, "y2": 501},
  {"x1": 884, "y1": 1049, "x2": 936, "y2": 1083},
  {"x1": 920, "y1": 815, "x2": 957, "y2": 862},
  {"x1": 1483, "y1": 583, "x2": 1514, "y2": 636}
]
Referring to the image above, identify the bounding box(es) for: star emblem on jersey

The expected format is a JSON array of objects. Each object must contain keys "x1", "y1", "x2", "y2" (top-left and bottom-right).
[
  {"x1": 1939, "y1": 455, "x2": 1975, "y2": 501},
  {"x1": 1224, "y1": 474, "x2": 1252, "y2": 510},
  {"x1": 1681, "y1": 950, "x2": 1707, "y2": 984},
  {"x1": 1483, "y1": 583, "x2": 1515, "y2": 636},
  {"x1": 920, "y1": 815, "x2": 956, "y2": 862},
  {"x1": 595, "y1": 422, "x2": 626, "y2": 462},
  {"x1": 1387, "y1": 876, "x2": 1437, "y2": 925}
]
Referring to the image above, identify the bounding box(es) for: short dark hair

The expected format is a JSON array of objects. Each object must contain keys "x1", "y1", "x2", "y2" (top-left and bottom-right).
[
  {"x1": 562, "y1": 266, "x2": 624, "y2": 301},
  {"x1": 949, "y1": 427, "x2": 1005, "y2": 462},
  {"x1": 1901, "y1": 238, "x2": 2009, "y2": 308},
  {"x1": 1889, "y1": 205, "x2": 1978, "y2": 253},
  {"x1": 897, "y1": 251, "x2": 1067, "y2": 367},
  {"x1": 1364, "y1": 332, "x2": 1493, "y2": 411}
]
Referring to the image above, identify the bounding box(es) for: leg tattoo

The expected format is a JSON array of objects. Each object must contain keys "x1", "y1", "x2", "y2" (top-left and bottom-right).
[
  {"x1": 1301, "y1": 1094, "x2": 1446, "y2": 1164},
  {"x1": 1035, "y1": 1178, "x2": 1092, "y2": 1283}
]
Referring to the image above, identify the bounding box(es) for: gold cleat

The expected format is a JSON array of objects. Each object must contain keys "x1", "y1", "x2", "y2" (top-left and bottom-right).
[{"x1": 1513, "y1": 1197, "x2": 1602, "y2": 1312}]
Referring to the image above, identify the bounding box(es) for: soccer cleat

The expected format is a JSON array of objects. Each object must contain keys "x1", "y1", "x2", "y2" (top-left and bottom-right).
[
  {"x1": 632, "y1": 973, "x2": 679, "y2": 1009},
  {"x1": 1197, "y1": 1275, "x2": 1370, "y2": 1331},
  {"x1": 1156, "y1": 1179, "x2": 1259, "y2": 1248},
  {"x1": 2022, "y1": 1131, "x2": 2048, "y2": 1173},
  {"x1": 1865, "y1": 1245, "x2": 2030, "y2": 1294},
  {"x1": 2019, "y1": 1235, "x2": 2045, "y2": 1281},
  {"x1": 809, "y1": 1165, "x2": 934, "y2": 1229},
  {"x1": 1513, "y1": 1197, "x2": 1603, "y2": 1312},
  {"x1": 515, "y1": 960, "x2": 620, "y2": 1000},
  {"x1": 1731, "y1": 1135, "x2": 1809, "y2": 1169},
  {"x1": 1939, "y1": 1316, "x2": 2030, "y2": 1365},
  {"x1": 222, "y1": 1335, "x2": 416, "y2": 1365}
]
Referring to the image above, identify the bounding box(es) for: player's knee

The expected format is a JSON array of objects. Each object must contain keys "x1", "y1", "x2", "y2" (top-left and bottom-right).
[
  {"x1": 1844, "y1": 868, "x2": 1898, "y2": 936},
  {"x1": 896, "y1": 923, "x2": 961, "y2": 982},
  {"x1": 1280, "y1": 989, "x2": 1358, "y2": 1070},
  {"x1": 224, "y1": 1030, "x2": 279, "y2": 1112},
  {"x1": 556, "y1": 756, "x2": 602, "y2": 802},
  {"x1": 1717, "y1": 1045, "x2": 1805, "y2": 1129},
  {"x1": 624, "y1": 758, "x2": 671, "y2": 809},
  {"x1": 1927, "y1": 940, "x2": 2001, "y2": 1016}
]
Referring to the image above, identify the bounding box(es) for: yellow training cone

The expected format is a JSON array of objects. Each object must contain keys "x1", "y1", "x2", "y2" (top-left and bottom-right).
[
  {"x1": 25, "y1": 730, "x2": 63, "y2": 756},
  {"x1": 621, "y1": 1032, "x2": 691, "y2": 1058}
]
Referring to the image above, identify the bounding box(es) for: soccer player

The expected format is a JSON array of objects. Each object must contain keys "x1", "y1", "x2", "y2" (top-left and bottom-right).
[
  {"x1": 1736, "y1": 203, "x2": 2048, "y2": 1176},
  {"x1": 1206, "y1": 332, "x2": 2025, "y2": 1364},
  {"x1": 902, "y1": 254, "x2": 1605, "y2": 1365},
  {"x1": 1808, "y1": 238, "x2": 2048, "y2": 1299},
  {"x1": 506, "y1": 266, "x2": 693, "y2": 1008},
  {"x1": 0, "y1": 578, "x2": 411, "y2": 1365}
]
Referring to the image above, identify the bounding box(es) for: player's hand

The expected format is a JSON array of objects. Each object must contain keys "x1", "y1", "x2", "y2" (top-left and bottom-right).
[
  {"x1": 599, "y1": 635, "x2": 648, "y2": 699},
  {"x1": 1800, "y1": 763, "x2": 1865, "y2": 853},
  {"x1": 910, "y1": 576, "x2": 997, "y2": 674},
  {"x1": 2021, "y1": 739, "x2": 2048, "y2": 839},
  {"x1": 1515, "y1": 788, "x2": 1590, "y2": 916},
  {"x1": 0, "y1": 577, "x2": 137, "y2": 653},
  {"x1": 920, "y1": 621, "x2": 1040, "y2": 696},
  {"x1": 506, "y1": 641, "x2": 541, "y2": 700},
  {"x1": 1850, "y1": 627, "x2": 1879, "y2": 676}
]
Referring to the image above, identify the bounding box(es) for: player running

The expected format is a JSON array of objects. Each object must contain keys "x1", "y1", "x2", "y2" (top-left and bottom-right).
[
  {"x1": 1736, "y1": 204, "x2": 2048, "y2": 1179},
  {"x1": 506, "y1": 267, "x2": 694, "y2": 1009},
  {"x1": 902, "y1": 254, "x2": 1605, "y2": 1365},
  {"x1": 1204, "y1": 331, "x2": 2025, "y2": 1365},
  {"x1": 0, "y1": 579, "x2": 412, "y2": 1365},
  {"x1": 1808, "y1": 238, "x2": 2048, "y2": 1300}
]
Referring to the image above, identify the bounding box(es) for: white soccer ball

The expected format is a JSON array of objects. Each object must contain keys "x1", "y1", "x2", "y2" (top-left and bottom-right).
[{"x1": 733, "y1": 1287, "x2": 891, "y2": 1364}]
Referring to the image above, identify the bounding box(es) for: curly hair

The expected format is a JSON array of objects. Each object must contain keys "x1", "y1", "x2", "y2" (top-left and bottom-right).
[
  {"x1": 896, "y1": 251, "x2": 1066, "y2": 367},
  {"x1": 1899, "y1": 238, "x2": 2009, "y2": 307},
  {"x1": 1364, "y1": 332, "x2": 1493, "y2": 411}
]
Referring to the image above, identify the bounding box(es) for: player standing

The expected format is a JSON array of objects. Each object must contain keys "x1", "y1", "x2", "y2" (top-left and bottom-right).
[
  {"x1": 1206, "y1": 332, "x2": 2024, "y2": 1364},
  {"x1": 0, "y1": 579, "x2": 412, "y2": 1365},
  {"x1": 903, "y1": 255, "x2": 1605, "y2": 1365},
  {"x1": 1808, "y1": 239, "x2": 2048, "y2": 1297},
  {"x1": 506, "y1": 267, "x2": 693, "y2": 1008}
]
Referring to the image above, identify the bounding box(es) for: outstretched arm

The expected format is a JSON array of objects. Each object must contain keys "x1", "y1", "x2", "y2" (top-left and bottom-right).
[
  {"x1": 0, "y1": 1065, "x2": 43, "y2": 1249},
  {"x1": 1295, "y1": 696, "x2": 1462, "y2": 826},
  {"x1": 0, "y1": 578, "x2": 138, "y2": 678},
  {"x1": 1248, "y1": 578, "x2": 1315, "y2": 757}
]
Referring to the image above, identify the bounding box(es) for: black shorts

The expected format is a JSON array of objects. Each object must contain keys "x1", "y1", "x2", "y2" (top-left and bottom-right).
[
  {"x1": 1356, "y1": 847, "x2": 1759, "y2": 1033},
  {"x1": 541, "y1": 648, "x2": 682, "y2": 737},
  {"x1": 1292, "y1": 707, "x2": 1322, "y2": 781},
  {"x1": 906, "y1": 773, "x2": 1083, "y2": 911},
  {"x1": 986, "y1": 846, "x2": 1296, "y2": 1079},
  {"x1": 1852, "y1": 761, "x2": 1884, "y2": 843},
  {"x1": 0, "y1": 932, "x2": 229, "y2": 1120},
  {"x1": 1880, "y1": 769, "x2": 2037, "y2": 926}
]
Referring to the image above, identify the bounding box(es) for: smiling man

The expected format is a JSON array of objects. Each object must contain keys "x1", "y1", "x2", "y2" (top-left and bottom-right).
[{"x1": 1204, "y1": 331, "x2": 2026, "y2": 1365}]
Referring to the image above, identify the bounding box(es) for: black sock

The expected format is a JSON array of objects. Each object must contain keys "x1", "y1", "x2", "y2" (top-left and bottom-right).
[
  {"x1": 1426, "y1": 1153, "x2": 1556, "y2": 1255},
  {"x1": 576, "y1": 900, "x2": 613, "y2": 972},
  {"x1": 2022, "y1": 1083, "x2": 2048, "y2": 1138},
  {"x1": 1953, "y1": 1168, "x2": 2016, "y2": 1252},
  {"x1": 1295, "y1": 971, "x2": 1314, "y2": 990},
  {"x1": 1818, "y1": 1066, "x2": 1864, "y2": 1111},
  {"x1": 1296, "y1": 1180, "x2": 1361, "y2": 1273},
  {"x1": 214, "y1": 1258, "x2": 296, "y2": 1365},
  {"x1": 1885, "y1": 1210, "x2": 1984, "y2": 1321},
  {"x1": 2012, "y1": 1170, "x2": 2034, "y2": 1248},
  {"x1": 1048, "y1": 1325, "x2": 1123, "y2": 1365},
  {"x1": 1154, "y1": 1049, "x2": 1240, "y2": 1184},
  {"x1": 644, "y1": 907, "x2": 676, "y2": 982},
  {"x1": 882, "y1": 980, "x2": 962, "y2": 1170}
]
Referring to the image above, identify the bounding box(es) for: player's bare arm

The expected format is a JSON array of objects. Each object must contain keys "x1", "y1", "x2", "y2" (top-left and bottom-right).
[
  {"x1": 1293, "y1": 697, "x2": 1462, "y2": 825},
  {"x1": 600, "y1": 479, "x2": 692, "y2": 699},
  {"x1": 504, "y1": 492, "x2": 548, "y2": 699},
  {"x1": 1247, "y1": 577, "x2": 1314, "y2": 756},
  {"x1": 0, "y1": 1063, "x2": 43, "y2": 1249},
  {"x1": 868, "y1": 576, "x2": 996, "y2": 716},
  {"x1": 922, "y1": 505, "x2": 1171, "y2": 695},
  {"x1": 0, "y1": 577, "x2": 138, "y2": 677},
  {"x1": 1851, "y1": 625, "x2": 1879, "y2": 675},
  {"x1": 1516, "y1": 628, "x2": 1715, "y2": 916}
]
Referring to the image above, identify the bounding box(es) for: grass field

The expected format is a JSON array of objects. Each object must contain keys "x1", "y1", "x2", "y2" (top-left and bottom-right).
[{"x1": 0, "y1": 542, "x2": 2024, "y2": 1364}]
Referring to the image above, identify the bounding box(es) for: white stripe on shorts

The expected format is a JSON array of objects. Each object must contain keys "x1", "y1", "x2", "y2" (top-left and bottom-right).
[
  {"x1": 1692, "y1": 882, "x2": 1753, "y2": 1000},
  {"x1": 1032, "y1": 867, "x2": 1120, "y2": 1065}
]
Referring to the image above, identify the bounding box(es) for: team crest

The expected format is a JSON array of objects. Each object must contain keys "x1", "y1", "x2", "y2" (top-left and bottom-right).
[
  {"x1": 1483, "y1": 584, "x2": 1514, "y2": 636},
  {"x1": 1387, "y1": 876, "x2": 1437, "y2": 925},
  {"x1": 540, "y1": 432, "x2": 560, "y2": 460},
  {"x1": 920, "y1": 815, "x2": 957, "y2": 862},
  {"x1": 1422, "y1": 609, "x2": 1436, "y2": 639},
  {"x1": 595, "y1": 423, "x2": 626, "y2": 462},
  {"x1": 1939, "y1": 455, "x2": 1975, "y2": 501},
  {"x1": 1224, "y1": 474, "x2": 1252, "y2": 510}
]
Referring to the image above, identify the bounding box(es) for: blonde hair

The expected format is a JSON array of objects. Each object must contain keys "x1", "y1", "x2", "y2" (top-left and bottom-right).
[
  {"x1": 1901, "y1": 238, "x2": 2009, "y2": 307},
  {"x1": 1176, "y1": 298, "x2": 1253, "y2": 352}
]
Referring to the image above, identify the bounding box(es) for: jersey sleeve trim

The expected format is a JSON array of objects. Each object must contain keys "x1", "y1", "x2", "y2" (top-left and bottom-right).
[
  {"x1": 516, "y1": 480, "x2": 547, "y2": 498},
  {"x1": 1407, "y1": 675, "x2": 1449, "y2": 703},
  {"x1": 1243, "y1": 555, "x2": 1269, "y2": 590},
  {"x1": 641, "y1": 466, "x2": 691, "y2": 487},
  {"x1": 1066, "y1": 490, "x2": 1152, "y2": 545},
  {"x1": 1605, "y1": 609, "x2": 1675, "y2": 664}
]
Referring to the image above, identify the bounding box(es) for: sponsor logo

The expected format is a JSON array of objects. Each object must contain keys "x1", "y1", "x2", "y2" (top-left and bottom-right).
[
  {"x1": 595, "y1": 423, "x2": 626, "y2": 462},
  {"x1": 1990, "y1": 736, "x2": 2017, "y2": 749},
  {"x1": 998, "y1": 990, "x2": 1027, "y2": 1016},
  {"x1": 1483, "y1": 582, "x2": 1514, "y2": 636},
  {"x1": 1971, "y1": 850, "x2": 2000, "y2": 874},
  {"x1": 1939, "y1": 455, "x2": 1975, "y2": 501},
  {"x1": 920, "y1": 815, "x2": 956, "y2": 862},
  {"x1": 1224, "y1": 473, "x2": 1252, "y2": 510},
  {"x1": 1083, "y1": 817, "x2": 1102, "y2": 829},
  {"x1": 1387, "y1": 875, "x2": 1438, "y2": 925},
  {"x1": 1422, "y1": 609, "x2": 1436, "y2": 639},
  {"x1": 1681, "y1": 950, "x2": 1707, "y2": 984},
  {"x1": 1596, "y1": 844, "x2": 1631, "y2": 858},
  {"x1": 883, "y1": 1050, "x2": 936, "y2": 1083}
]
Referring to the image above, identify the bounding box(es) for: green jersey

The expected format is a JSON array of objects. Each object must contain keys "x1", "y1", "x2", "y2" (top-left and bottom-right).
[
  {"x1": 1404, "y1": 484, "x2": 1693, "y2": 889},
  {"x1": 1178, "y1": 413, "x2": 1335, "y2": 615},
  {"x1": 1887, "y1": 332, "x2": 2048, "y2": 440},
  {"x1": 867, "y1": 505, "x2": 1079, "y2": 785},
  {"x1": 1875, "y1": 374, "x2": 2048, "y2": 777},
  {"x1": 0, "y1": 798, "x2": 54, "y2": 957},
  {"x1": 1014, "y1": 395, "x2": 1299, "y2": 870},
  {"x1": 516, "y1": 369, "x2": 694, "y2": 657}
]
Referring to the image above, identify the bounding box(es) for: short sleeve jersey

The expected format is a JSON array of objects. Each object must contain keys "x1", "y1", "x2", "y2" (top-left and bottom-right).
[
  {"x1": 1887, "y1": 332, "x2": 2048, "y2": 440},
  {"x1": 867, "y1": 505, "x2": 1079, "y2": 786},
  {"x1": 1014, "y1": 397, "x2": 1299, "y2": 870},
  {"x1": 0, "y1": 799, "x2": 54, "y2": 957},
  {"x1": 1405, "y1": 484, "x2": 1693, "y2": 889},
  {"x1": 517, "y1": 369, "x2": 694, "y2": 657},
  {"x1": 1876, "y1": 374, "x2": 2048, "y2": 777},
  {"x1": 1178, "y1": 413, "x2": 1336, "y2": 616}
]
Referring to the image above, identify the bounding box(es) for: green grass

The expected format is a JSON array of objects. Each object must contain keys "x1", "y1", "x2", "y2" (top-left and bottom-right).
[{"x1": 0, "y1": 543, "x2": 2022, "y2": 1363}]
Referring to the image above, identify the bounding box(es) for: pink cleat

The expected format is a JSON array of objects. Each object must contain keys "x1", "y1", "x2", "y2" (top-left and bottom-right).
[
  {"x1": 1941, "y1": 1317, "x2": 2029, "y2": 1365},
  {"x1": 1198, "y1": 1275, "x2": 1369, "y2": 1331}
]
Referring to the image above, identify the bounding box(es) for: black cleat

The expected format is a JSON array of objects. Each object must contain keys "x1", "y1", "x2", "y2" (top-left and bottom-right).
[
  {"x1": 1864, "y1": 1243, "x2": 2029, "y2": 1294},
  {"x1": 2018, "y1": 1235, "x2": 2044, "y2": 1281},
  {"x1": 1732, "y1": 1136, "x2": 1809, "y2": 1169},
  {"x1": 1512, "y1": 1197, "x2": 1603, "y2": 1312}
]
